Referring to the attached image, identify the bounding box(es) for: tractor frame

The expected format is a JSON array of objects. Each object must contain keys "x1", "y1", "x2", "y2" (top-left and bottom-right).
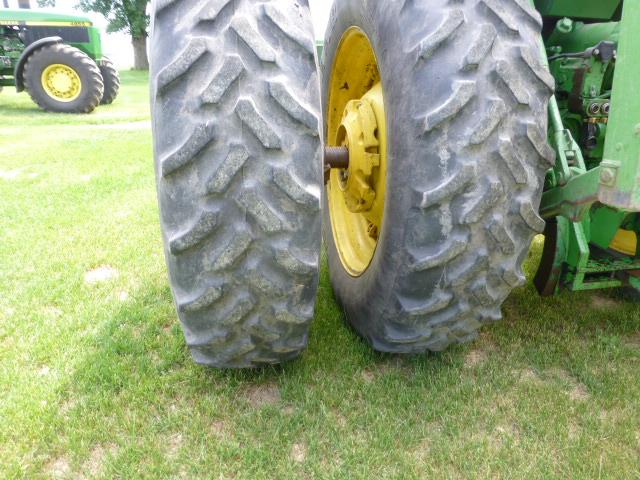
[{"x1": 533, "y1": 0, "x2": 640, "y2": 294}]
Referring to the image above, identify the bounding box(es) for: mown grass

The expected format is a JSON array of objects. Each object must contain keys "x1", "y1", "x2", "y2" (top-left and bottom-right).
[{"x1": 1, "y1": 70, "x2": 639, "y2": 479}]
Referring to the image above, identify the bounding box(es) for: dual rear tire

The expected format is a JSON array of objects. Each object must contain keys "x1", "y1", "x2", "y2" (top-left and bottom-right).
[{"x1": 150, "y1": 0, "x2": 554, "y2": 367}]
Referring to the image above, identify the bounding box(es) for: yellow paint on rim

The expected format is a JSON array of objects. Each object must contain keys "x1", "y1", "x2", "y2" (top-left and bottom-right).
[
  {"x1": 609, "y1": 229, "x2": 637, "y2": 256},
  {"x1": 41, "y1": 64, "x2": 82, "y2": 102},
  {"x1": 327, "y1": 27, "x2": 387, "y2": 277}
]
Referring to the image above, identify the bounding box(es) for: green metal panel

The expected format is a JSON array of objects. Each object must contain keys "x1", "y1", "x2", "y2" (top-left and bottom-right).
[
  {"x1": 589, "y1": 206, "x2": 626, "y2": 249},
  {"x1": 598, "y1": 3, "x2": 640, "y2": 211},
  {"x1": 546, "y1": 21, "x2": 620, "y2": 54},
  {"x1": 534, "y1": 0, "x2": 621, "y2": 20},
  {"x1": 83, "y1": 25, "x2": 102, "y2": 60}
]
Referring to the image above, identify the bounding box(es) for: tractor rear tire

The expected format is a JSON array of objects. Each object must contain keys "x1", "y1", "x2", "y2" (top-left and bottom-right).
[
  {"x1": 150, "y1": 0, "x2": 322, "y2": 367},
  {"x1": 98, "y1": 57, "x2": 120, "y2": 104},
  {"x1": 322, "y1": 0, "x2": 555, "y2": 352},
  {"x1": 23, "y1": 43, "x2": 104, "y2": 113}
]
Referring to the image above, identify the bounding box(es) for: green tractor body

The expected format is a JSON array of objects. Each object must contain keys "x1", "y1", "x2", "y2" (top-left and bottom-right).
[
  {"x1": 0, "y1": 8, "x2": 118, "y2": 112},
  {"x1": 534, "y1": 0, "x2": 622, "y2": 20},
  {"x1": 533, "y1": 0, "x2": 640, "y2": 294}
]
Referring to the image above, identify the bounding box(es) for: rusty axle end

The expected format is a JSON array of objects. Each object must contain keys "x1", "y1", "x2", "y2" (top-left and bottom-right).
[{"x1": 324, "y1": 146, "x2": 350, "y2": 183}]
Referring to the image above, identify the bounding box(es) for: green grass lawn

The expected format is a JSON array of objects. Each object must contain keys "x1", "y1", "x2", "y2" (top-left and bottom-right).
[{"x1": 1, "y1": 71, "x2": 640, "y2": 479}]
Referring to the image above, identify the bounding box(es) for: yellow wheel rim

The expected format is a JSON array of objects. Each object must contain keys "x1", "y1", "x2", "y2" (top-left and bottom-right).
[
  {"x1": 41, "y1": 64, "x2": 82, "y2": 102},
  {"x1": 327, "y1": 28, "x2": 387, "y2": 277}
]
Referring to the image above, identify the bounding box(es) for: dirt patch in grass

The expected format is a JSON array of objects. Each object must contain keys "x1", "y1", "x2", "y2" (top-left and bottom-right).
[
  {"x1": 243, "y1": 383, "x2": 281, "y2": 408},
  {"x1": 492, "y1": 423, "x2": 522, "y2": 446},
  {"x1": 591, "y1": 295, "x2": 619, "y2": 310},
  {"x1": 546, "y1": 368, "x2": 590, "y2": 401},
  {"x1": 361, "y1": 357, "x2": 410, "y2": 382},
  {"x1": 624, "y1": 333, "x2": 640, "y2": 349},
  {"x1": 361, "y1": 369, "x2": 376, "y2": 382},
  {"x1": 290, "y1": 442, "x2": 307, "y2": 463},
  {"x1": 464, "y1": 332, "x2": 498, "y2": 368},
  {"x1": 332, "y1": 409, "x2": 348, "y2": 428},
  {"x1": 166, "y1": 433, "x2": 184, "y2": 458},
  {"x1": 599, "y1": 407, "x2": 627, "y2": 426},
  {"x1": 82, "y1": 443, "x2": 117, "y2": 478},
  {"x1": 514, "y1": 367, "x2": 543, "y2": 385},
  {"x1": 211, "y1": 419, "x2": 231, "y2": 439},
  {"x1": 412, "y1": 438, "x2": 432, "y2": 463},
  {"x1": 84, "y1": 265, "x2": 119, "y2": 285},
  {"x1": 568, "y1": 423, "x2": 582, "y2": 441},
  {"x1": 464, "y1": 349, "x2": 487, "y2": 368},
  {"x1": 46, "y1": 456, "x2": 71, "y2": 479},
  {"x1": 412, "y1": 423, "x2": 442, "y2": 463},
  {"x1": 569, "y1": 384, "x2": 590, "y2": 401}
]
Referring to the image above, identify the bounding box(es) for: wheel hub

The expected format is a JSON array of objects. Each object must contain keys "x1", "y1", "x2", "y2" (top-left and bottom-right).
[
  {"x1": 41, "y1": 64, "x2": 82, "y2": 102},
  {"x1": 334, "y1": 97, "x2": 380, "y2": 213},
  {"x1": 325, "y1": 26, "x2": 387, "y2": 277}
]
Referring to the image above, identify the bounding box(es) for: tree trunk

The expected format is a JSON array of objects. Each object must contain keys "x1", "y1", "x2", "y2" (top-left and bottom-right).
[{"x1": 132, "y1": 35, "x2": 149, "y2": 70}]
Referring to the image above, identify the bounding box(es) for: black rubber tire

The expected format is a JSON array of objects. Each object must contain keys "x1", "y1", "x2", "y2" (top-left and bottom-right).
[
  {"x1": 23, "y1": 43, "x2": 104, "y2": 113},
  {"x1": 322, "y1": 0, "x2": 555, "y2": 352},
  {"x1": 98, "y1": 56, "x2": 120, "y2": 104},
  {"x1": 150, "y1": 0, "x2": 322, "y2": 367}
]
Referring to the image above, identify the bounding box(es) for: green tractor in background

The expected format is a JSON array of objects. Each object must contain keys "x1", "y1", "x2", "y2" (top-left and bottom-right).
[
  {"x1": 0, "y1": 9, "x2": 119, "y2": 113},
  {"x1": 149, "y1": 0, "x2": 640, "y2": 368}
]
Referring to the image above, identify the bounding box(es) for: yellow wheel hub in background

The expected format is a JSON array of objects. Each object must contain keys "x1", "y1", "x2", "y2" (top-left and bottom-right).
[
  {"x1": 610, "y1": 229, "x2": 638, "y2": 256},
  {"x1": 41, "y1": 64, "x2": 82, "y2": 102},
  {"x1": 327, "y1": 27, "x2": 387, "y2": 277}
]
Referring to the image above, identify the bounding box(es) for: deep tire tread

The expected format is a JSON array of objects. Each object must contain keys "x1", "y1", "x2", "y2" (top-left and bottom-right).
[{"x1": 151, "y1": 0, "x2": 321, "y2": 368}]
